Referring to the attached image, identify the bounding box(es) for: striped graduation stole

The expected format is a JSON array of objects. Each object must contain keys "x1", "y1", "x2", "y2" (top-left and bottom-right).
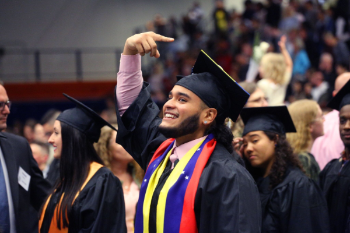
[{"x1": 135, "y1": 133, "x2": 216, "y2": 233}]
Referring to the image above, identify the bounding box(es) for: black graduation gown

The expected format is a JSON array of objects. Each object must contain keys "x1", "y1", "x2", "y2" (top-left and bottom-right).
[
  {"x1": 40, "y1": 167, "x2": 127, "y2": 233},
  {"x1": 257, "y1": 167, "x2": 329, "y2": 233},
  {"x1": 46, "y1": 158, "x2": 60, "y2": 186},
  {"x1": 115, "y1": 82, "x2": 262, "y2": 233},
  {"x1": 319, "y1": 158, "x2": 350, "y2": 233}
]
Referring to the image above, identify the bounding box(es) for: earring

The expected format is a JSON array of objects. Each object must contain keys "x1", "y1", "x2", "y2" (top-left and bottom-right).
[{"x1": 204, "y1": 121, "x2": 208, "y2": 124}]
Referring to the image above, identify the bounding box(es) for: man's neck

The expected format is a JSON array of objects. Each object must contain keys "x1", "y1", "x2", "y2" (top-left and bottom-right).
[{"x1": 175, "y1": 130, "x2": 206, "y2": 147}]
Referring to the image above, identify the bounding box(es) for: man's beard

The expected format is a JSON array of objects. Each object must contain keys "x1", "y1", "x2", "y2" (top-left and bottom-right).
[{"x1": 159, "y1": 113, "x2": 200, "y2": 138}]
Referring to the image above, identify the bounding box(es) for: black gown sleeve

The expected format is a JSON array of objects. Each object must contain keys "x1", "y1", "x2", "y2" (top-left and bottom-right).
[
  {"x1": 115, "y1": 82, "x2": 166, "y2": 170},
  {"x1": 264, "y1": 174, "x2": 330, "y2": 233},
  {"x1": 195, "y1": 156, "x2": 262, "y2": 233},
  {"x1": 318, "y1": 159, "x2": 338, "y2": 192},
  {"x1": 73, "y1": 170, "x2": 127, "y2": 233}
]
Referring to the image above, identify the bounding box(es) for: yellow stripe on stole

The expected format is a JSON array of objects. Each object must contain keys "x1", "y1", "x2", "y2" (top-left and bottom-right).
[
  {"x1": 156, "y1": 139, "x2": 205, "y2": 233},
  {"x1": 143, "y1": 149, "x2": 173, "y2": 233}
]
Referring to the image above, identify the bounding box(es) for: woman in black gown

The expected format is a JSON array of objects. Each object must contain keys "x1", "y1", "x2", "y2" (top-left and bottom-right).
[
  {"x1": 39, "y1": 94, "x2": 127, "y2": 233},
  {"x1": 240, "y1": 106, "x2": 329, "y2": 233}
]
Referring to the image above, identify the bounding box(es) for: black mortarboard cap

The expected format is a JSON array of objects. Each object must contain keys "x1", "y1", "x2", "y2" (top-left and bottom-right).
[
  {"x1": 241, "y1": 106, "x2": 296, "y2": 136},
  {"x1": 57, "y1": 94, "x2": 117, "y2": 142},
  {"x1": 175, "y1": 50, "x2": 249, "y2": 124},
  {"x1": 327, "y1": 79, "x2": 350, "y2": 110}
]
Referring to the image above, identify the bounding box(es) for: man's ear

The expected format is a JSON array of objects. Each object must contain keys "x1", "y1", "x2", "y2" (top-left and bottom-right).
[{"x1": 202, "y1": 108, "x2": 217, "y2": 126}]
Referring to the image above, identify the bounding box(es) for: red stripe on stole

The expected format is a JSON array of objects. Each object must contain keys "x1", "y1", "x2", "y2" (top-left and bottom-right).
[
  {"x1": 146, "y1": 138, "x2": 174, "y2": 171},
  {"x1": 179, "y1": 138, "x2": 217, "y2": 233}
]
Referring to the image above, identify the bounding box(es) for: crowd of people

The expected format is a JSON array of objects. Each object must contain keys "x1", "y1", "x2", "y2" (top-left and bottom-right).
[
  {"x1": 2, "y1": 0, "x2": 350, "y2": 232},
  {"x1": 136, "y1": 0, "x2": 350, "y2": 110}
]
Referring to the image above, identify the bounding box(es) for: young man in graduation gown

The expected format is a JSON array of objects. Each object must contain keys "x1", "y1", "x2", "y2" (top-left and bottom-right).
[
  {"x1": 319, "y1": 79, "x2": 350, "y2": 233},
  {"x1": 115, "y1": 32, "x2": 261, "y2": 233}
]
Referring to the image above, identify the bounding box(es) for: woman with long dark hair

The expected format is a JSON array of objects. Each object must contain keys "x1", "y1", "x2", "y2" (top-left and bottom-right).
[
  {"x1": 39, "y1": 94, "x2": 126, "y2": 233},
  {"x1": 240, "y1": 106, "x2": 329, "y2": 233}
]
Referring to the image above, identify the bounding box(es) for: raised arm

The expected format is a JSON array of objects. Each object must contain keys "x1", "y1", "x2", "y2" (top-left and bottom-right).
[
  {"x1": 278, "y1": 35, "x2": 293, "y2": 75},
  {"x1": 116, "y1": 32, "x2": 174, "y2": 116},
  {"x1": 115, "y1": 32, "x2": 174, "y2": 169}
]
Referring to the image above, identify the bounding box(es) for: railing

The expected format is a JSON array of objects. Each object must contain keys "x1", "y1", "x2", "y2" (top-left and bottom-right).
[{"x1": 0, "y1": 47, "x2": 131, "y2": 83}]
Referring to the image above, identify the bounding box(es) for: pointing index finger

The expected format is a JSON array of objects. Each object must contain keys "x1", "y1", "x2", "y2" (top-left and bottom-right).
[{"x1": 152, "y1": 33, "x2": 174, "y2": 42}]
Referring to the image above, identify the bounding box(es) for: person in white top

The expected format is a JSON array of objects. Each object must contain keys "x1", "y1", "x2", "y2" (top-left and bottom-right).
[{"x1": 257, "y1": 35, "x2": 293, "y2": 106}]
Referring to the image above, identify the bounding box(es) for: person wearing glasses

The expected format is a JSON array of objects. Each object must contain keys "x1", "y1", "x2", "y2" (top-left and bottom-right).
[{"x1": 0, "y1": 84, "x2": 51, "y2": 233}]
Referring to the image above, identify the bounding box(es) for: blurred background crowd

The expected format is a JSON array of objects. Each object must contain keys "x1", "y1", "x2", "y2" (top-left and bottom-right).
[{"x1": 132, "y1": 0, "x2": 350, "y2": 111}]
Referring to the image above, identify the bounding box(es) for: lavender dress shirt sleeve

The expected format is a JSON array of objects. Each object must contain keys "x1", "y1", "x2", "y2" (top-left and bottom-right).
[{"x1": 116, "y1": 54, "x2": 143, "y2": 116}]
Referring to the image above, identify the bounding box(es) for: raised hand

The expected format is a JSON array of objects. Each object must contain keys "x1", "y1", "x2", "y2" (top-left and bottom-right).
[
  {"x1": 232, "y1": 137, "x2": 244, "y2": 158},
  {"x1": 278, "y1": 35, "x2": 287, "y2": 51},
  {"x1": 123, "y1": 32, "x2": 174, "y2": 58},
  {"x1": 278, "y1": 34, "x2": 293, "y2": 73}
]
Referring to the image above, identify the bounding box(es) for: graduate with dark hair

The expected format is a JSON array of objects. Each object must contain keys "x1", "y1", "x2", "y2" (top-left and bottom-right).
[
  {"x1": 115, "y1": 32, "x2": 261, "y2": 233},
  {"x1": 320, "y1": 79, "x2": 350, "y2": 233},
  {"x1": 39, "y1": 94, "x2": 127, "y2": 233},
  {"x1": 240, "y1": 106, "x2": 329, "y2": 233}
]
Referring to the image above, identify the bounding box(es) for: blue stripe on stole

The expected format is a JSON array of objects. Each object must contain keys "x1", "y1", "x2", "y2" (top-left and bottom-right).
[
  {"x1": 163, "y1": 134, "x2": 214, "y2": 233},
  {"x1": 135, "y1": 140, "x2": 175, "y2": 233}
]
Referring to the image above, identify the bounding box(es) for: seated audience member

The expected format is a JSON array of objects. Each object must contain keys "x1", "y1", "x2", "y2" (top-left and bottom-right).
[
  {"x1": 30, "y1": 141, "x2": 50, "y2": 178},
  {"x1": 39, "y1": 94, "x2": 126, "y2": 233},
  {"x1": 287, "y1": 80, "x2": 307, "y2": 103},
  {"x1": 287, "y1": 99, "x2": 323, "y2": 181},
  {"x1": 292, "y1": 37, "x2": 311, "y2": 77},
  {"x1": 34, "y1": 123, "x2": 46, "y2": 142},
  {"x1": 319, "y1": 79, "x2": 350, "y2": 232},
  {"x1": 311, "y1": 72, "x2": 350, "y2": 169},
  {"x1": 41, "y1": 109, "x2": 61, "y2": 141},
  {"x1": 23, "y1": 119, "x2": 37, "y2": 143},
  {"x1": 323, "y1": 33, "x2": 350, "y2": 75},
  {"x1": 240, "y1": 106, "x2": 329, "y2": 233},
  {"x1": 257, "y1": 35, "x2": 293, "y2": 106},
  {"x1": 95, "y1": 125, "x2": 144, "y2": 233},
  {"x1": 336, "y1": 61, "x2": 349, "y2": 76},
  {"x1": 310, "y1": 70, "x2": 329, "y2": 103},
  {"x1": 318, "y1": 52, "x2": 337, "y2": 90}
]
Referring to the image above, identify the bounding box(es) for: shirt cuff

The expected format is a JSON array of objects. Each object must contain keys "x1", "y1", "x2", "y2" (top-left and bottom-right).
[{"x1": 119, "y1": 54, "x2": 141, "y2": 73}]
